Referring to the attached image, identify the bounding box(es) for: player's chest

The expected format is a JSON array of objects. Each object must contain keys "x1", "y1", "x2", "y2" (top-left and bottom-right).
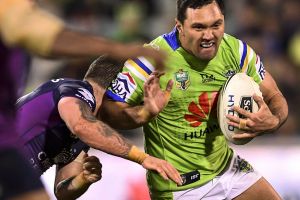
[
  {"x1": 162, "y1": 59, "x2": 239, "y2": 109},
  {"x1": 166, "y1": 62, "x2": 237, "y2": 93}
]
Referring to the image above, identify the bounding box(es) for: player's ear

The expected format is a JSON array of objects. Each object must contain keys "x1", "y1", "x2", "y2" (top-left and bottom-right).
[{"x1": 175, "y1": 19, "x2": 184, "y2": 35}]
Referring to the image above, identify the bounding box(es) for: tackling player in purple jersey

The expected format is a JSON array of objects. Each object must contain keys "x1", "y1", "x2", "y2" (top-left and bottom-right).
[
  {"x1": 16, "y1": 79, "x2": 94, "y2": 175},
  {"x1": 16, "y1": 56, "x2": 183, "y2": 199},
  {"x1": 16, "y1": 78, "x2": 102, "y2": 199}
]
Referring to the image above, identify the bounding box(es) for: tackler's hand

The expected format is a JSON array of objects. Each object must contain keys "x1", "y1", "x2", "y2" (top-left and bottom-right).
[
  {"x1": 141, "y1": 155, "x2": 183, "y2": 186},
  {"x1": 82, "y1": 154, "x2": 102, "y2": 183}
]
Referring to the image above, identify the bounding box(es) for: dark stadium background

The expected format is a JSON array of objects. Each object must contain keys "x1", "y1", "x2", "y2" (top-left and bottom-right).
[{"x1": 25, "y1": 0, "x2": 300, "y2": 199}]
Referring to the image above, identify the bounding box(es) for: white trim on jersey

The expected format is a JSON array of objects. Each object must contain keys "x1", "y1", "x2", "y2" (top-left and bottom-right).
[
  {"x1": 124, "y1": 60, "x2": 147, "y2": 82},
  {"x1": 138, "y1": 56, "x2": 155, "y2": 72}
]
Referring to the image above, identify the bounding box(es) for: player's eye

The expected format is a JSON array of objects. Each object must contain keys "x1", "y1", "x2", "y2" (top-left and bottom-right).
[{"x1": 192, "y1": 24, "x2": 205, "y2": 31}]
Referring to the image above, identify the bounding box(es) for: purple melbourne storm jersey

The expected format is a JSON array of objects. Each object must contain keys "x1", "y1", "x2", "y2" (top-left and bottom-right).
[
  {"x1": 16, "y1": 78, "x2": 95, "y2": 175},
  {"x1": 0, "y1": 40, "x2": 30, "y2": 149}
]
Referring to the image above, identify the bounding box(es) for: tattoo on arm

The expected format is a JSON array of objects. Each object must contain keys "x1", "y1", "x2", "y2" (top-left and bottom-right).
[
  {"x1": 97, "y1": 121, "x2": 132, "y2": 157},
  {"x1": 75, "y1": 99, "x2": 132, "y2": 158},
  {"x1": 76, "y1": 100, "x2": 97, "y2": 123}
]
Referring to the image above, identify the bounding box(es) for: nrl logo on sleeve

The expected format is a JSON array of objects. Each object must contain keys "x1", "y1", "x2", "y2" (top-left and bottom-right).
[{"x1": 174, "y1": 69, "x2": 190, "y2": 90}]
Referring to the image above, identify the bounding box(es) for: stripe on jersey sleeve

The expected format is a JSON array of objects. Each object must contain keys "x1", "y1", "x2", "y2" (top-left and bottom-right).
[
  {"x1": 239, "y1": 41, "x2": 247, "y2": 68},
  {"x1": 239, "y1": 40, "x2": 254, "y2": 73},
  {"x1": 138, "y1": 56, "x2": 155, "y2": 72},
  {"x1": 124, "y1": 57, "x2": 154, "y2": 81}
]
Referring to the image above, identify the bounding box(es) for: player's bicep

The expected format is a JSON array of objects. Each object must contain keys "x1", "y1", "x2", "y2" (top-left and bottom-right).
[
  {"x1": 58, "y1": 97, "x2": 95, "y2": 132},
  {"x1": 259, "y1": 71, "x2": 282, "y2": 103},
  {"x1": 58, "y1": 97, "x2": 81, "y2": 125}
]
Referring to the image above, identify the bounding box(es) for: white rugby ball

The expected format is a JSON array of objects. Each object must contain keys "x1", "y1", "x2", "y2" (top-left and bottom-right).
[{"x1": 217, "y1": 73, "x2": 262, "y2": 145}]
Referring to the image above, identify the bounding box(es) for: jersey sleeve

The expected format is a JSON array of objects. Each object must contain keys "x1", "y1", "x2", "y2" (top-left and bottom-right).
[
  {"x1": 237, "y1": 39, "x2": 266, "y2": 84},
  {"x1": 56, "y1": 81, "x2": 96, "y2": 112},
  {"x1": 106, "y1": 56, "x2": 156, "y2": 105}
]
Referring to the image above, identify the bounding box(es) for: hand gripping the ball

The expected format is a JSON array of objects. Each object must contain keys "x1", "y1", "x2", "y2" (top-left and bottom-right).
[{"x1": 226, "y1": 93, "x2": 280, "y2": 140}]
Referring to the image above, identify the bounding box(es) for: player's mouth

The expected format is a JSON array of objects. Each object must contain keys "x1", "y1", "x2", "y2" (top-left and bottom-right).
[
  {"x1": 200, "y1": 41, "x2": 215, "y2": 48},
  {"x1": 197, "y1": 41, "x2": 217, "y2": 60}
]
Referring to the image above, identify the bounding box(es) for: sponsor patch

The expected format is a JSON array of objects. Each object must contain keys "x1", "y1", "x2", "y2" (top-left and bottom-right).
[
  {"x1": 184, "y1": 92, "x2": 219, "y2": 127},
  {"x1": 176, "y1": 124, "x2": 220, "y2": 141},
  {"x1": 239, "y1": 96, "x2": 253, "y2": 118},
  {"x1": 109, "y1": 72, "x2": 137, "y2": 101},
  {"x1": 224, "y1": 70, "x2": 236, "y2": 78},
  {"x1": 179, "y1": 170, "x2": 200, "y2": 186},
  {"x1": 200, "y1": 73, "x2": 216, "y2": 83},
  {"x1": 236, "y1": 156, "x2": 254, "y2": 173}
]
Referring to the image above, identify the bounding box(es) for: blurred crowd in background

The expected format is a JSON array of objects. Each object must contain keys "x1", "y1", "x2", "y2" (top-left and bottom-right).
[{"x1": 27, "y1": 0, "x2": 300, "y2": 139}]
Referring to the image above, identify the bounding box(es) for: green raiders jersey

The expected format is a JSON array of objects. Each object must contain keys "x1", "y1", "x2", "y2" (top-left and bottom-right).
[{"x1": 106, "y1": 28, "x2": 265, "y2": 197}]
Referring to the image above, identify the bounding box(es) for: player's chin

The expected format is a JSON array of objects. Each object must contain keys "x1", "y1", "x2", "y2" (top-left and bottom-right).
[{"x1": 196, "y1": 49, "x2": 216, "y2": 60}]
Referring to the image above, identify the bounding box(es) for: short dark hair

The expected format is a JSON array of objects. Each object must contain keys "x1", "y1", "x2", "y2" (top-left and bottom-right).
[
  {"x1": 84, "y1": 55, "x2": 122, "y2": 89},
  {"x1": 176, "y1": 0, "x2": 225, "y2": 23}
]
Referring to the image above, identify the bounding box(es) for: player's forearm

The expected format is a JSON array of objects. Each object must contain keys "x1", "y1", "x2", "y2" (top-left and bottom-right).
[
  {"x1": 0, "y1": 0, "x2": 121, "y2": 59},
  {"x1": 50, "y1": 29, "x2": 115, "y2": 57},
  {"x1": 266, "y1": 92, "x2": 288, "y2": 131},
  {"x1": 74, "y1": 120, "x2": 132, "y2": 158},
  {"x1": 123, "y1": 105, "x2": 156, "y2": 127},
  {"x1": 55, "y1": 173, "x2": 91, "y2": 200},
  {"x1": 50, "y1": 29, "x2": 149, "y2": 60},
  {"x1": 73, "y1": 120, "x2": 148, "y2": 164},
  {"x1": 0, "y1": 0, "x2": 64, "y2": 56},
  {"x1": 99, "y1": 103, "x2": 154, "y2": 130},
  {"x1": 125, "y1": 106, "x2": 156, "y2": 124}
]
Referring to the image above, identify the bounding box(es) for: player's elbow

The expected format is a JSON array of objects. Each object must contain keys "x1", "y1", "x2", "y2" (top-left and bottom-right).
[{"x1": 71, "y1": 120, "x2": 88, "y2": 137}]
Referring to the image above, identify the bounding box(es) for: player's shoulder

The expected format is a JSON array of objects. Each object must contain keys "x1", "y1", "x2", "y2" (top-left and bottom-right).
[
  {"x1": 221, "y1": 33, "x2": 258, "y2": 67},
  {"x1": 221, "y1": 33, "x2": 241, "y2": 50},
  {"x1": 145, "y1": 28, "x2": 180, "y2": 53},
  {"x1": 35, "y1": 78, "x2": 86, "y2": 94},
  {"x1": 57, "y1": 79, "x2": 96, "y2": 107},
  {"x1": 221, "y1": 33, "x2": 256, "y2": 55},
  {"x1": 16, "y1": 78, "x2": 69, "y2": 107},
  {"x1": 56, "y1": 79, "x2": 94, "y2": 99},
  {"x1": 56, "y1": 78, "x2": 88, "y2": 88}
]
